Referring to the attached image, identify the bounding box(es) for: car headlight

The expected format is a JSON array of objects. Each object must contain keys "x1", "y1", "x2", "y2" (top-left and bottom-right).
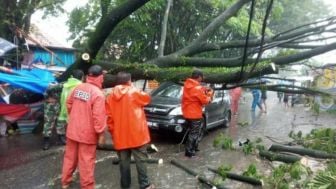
[{"x1": 169, "y1": 107, "x2": 182, "y2": 116}]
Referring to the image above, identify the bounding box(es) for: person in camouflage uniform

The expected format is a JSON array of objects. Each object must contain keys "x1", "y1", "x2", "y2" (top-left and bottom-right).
[{"x1": 42, "y1": 82, "x2": 63, "y2": 150}]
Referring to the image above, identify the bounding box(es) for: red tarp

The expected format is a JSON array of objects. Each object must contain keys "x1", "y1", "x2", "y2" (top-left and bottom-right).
[{"x1": 0, "y1": 103, "x2": 30, "y2": 122}]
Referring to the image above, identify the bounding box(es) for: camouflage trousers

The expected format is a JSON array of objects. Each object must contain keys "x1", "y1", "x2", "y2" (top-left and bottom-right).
[{"x1": 43, "y1": 102, "x2": 65, "y2": 137}]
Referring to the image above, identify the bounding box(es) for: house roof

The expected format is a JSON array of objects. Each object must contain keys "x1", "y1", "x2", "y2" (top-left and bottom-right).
[{"x1": 27, "y1": 24, "x2": 76, "y2": 51}]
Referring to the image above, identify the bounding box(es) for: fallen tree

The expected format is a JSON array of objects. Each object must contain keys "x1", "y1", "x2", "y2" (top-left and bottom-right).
[
  {"x1": 259, "y1": 150, "x2": 301, "y2": 163},
  {"x1": 170, "y1": 159, "x2": 229, "y2": 189},
  {"x1": 269, "y1": 144, "x2": 336, "y2": 159},
  {"x1": 208, "y1": 166, "x2": 263, "y2": 186}
]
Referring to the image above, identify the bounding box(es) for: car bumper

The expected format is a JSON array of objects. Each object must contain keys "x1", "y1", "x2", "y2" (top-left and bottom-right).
[{"x1": 146, "y1": 115, "x2": 187, "y2": 133}]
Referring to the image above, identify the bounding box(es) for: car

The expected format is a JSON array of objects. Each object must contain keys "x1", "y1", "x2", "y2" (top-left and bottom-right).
[{"x1": 144, "y1": 81, "x2": 231, "y2": 138}]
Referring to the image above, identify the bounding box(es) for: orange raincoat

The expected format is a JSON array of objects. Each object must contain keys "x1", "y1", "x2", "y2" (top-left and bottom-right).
[
  {"x1": 106, "y1": 84, "x2": 151, "y2": 150},
  {"x1": 66, "y1": 76, "x2": 106, "y2": 144},
  {"x1": 62, "y1": 75, "x2": 106, "y2": 189},
  {"x1": 182, "y1": 78, "x2": 212, "y2": 119}
]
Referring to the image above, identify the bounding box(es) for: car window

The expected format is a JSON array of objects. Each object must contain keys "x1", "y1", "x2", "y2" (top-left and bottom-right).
[
  {"x1": 214, "y1": 90, "x2": 224, "y2": 99},
  {"x1": 153, "y1": 84, "x2": 182, "y2": 98}
]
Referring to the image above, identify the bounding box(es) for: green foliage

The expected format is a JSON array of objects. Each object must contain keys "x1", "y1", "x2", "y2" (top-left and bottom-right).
[
  {"x1": 266, "y1": 163, "x2": 310, "y2": 189},
  {"x1": 308, "y1": 162, "x2": 336, "y2": 189},
  {"x1": 276, "y1": 49, "x2": 299, "y2": 57},
  {"x1": 213, "y1": 133, "x2": 234, "y2": 150},
  {"x1": 242, "y1": 142, "x2": 254, "y2": 155},
  {"x1": 238, "y1": 121, "x2": 249, "y2": 127},
  {"x1": 290, "y1": 128, "x2": 336, "y2": 153},
  {"x1": 308, "y1": 172, "x2": 336, "y2": 189},
  {"x1": 217, "y1": 164, "x2": 233, "y2": 180},
  {"x1": 242, "y1": 164, "x2": 262, "y2": 179}
]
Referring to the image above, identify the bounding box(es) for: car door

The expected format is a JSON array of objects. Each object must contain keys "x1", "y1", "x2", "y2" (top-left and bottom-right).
[{"x1": 205, "y1": 90, "x2": 224, "y2": 128}]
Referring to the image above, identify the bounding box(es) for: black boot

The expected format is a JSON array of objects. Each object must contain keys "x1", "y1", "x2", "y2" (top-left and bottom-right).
[
  {"x1": 58, "y1": 134, "x2": 66, "y2": 145},
  {"x1": 43, "y1": 137, "x2": 50, "y2": 150}
]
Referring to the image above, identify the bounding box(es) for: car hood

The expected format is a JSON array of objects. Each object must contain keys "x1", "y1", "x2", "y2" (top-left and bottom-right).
[{"x1": 149, "y1": 96, "x2": 181, "y2": 107}]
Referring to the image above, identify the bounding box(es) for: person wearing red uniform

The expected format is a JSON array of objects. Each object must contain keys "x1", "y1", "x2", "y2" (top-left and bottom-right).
[
  {"x1": 106, "y1": 72, "x2": 154, "y2": 189},
  {"x1": 230, "y1": 87, "x2": 242, "y2": 116},
  {"x1": 61, "y1": 65, "x2": 106, "y2": 189},
  {"x1": 182, "y1": 69, "x2": 213, "y2": 158}
]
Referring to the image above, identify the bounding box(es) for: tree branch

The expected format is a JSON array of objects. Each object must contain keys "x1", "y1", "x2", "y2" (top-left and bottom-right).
[
  {"x1": 158, "y1": 0, "x2": 172, "y2": 57},
  {"x1": 171, "y1": 0, "x2": 252, "y2": 57}
]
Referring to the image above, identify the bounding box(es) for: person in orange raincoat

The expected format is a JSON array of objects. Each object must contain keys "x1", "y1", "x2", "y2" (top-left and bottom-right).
[
  {"x1": 182, "y1": 69, "x2": 213, "y2": 158},
  {"x1": 61, "y1": 65, "x2": 106, "y2": 189},
  {"x1": 106, "y1": 72, "x2": 154, "y2": 189}
]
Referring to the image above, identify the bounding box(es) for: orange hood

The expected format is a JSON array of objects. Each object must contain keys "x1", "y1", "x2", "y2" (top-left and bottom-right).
[
  {"x1": 184, "y1": 78, "x2": 200, "y2": 89},
  {"x1": 111, "y1": 84, "x2": 131, "y2": 101},
  {"x1": 86, "y1": 75, "x2": 103, "y2": 89}
]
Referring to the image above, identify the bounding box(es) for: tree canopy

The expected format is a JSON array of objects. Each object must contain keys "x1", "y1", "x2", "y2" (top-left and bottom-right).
[
  {"x1": 1, "y1": 0, "x2": 335, "y2": 94},
  {"x1": 60, "y1": 0, "x2": 335, "y2": 90}
]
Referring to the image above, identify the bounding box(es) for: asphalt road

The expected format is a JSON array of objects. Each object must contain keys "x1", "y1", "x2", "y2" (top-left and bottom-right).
[{"x1": 0, "y1": 92, "x2": 335, "y2": 189}]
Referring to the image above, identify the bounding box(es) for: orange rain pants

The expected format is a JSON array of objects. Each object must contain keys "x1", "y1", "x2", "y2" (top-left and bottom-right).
[{"x1": 61, "y1": 138, "x2": 97, "y2": 189}]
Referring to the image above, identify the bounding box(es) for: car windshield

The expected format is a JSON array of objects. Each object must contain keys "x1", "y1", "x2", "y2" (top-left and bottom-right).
[{"x1": 153, "y1": 84, "x2": 182, "y2": 99}]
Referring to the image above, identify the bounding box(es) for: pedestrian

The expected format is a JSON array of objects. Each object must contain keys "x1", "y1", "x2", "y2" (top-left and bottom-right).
[
  {"x1": 106, "y1": 72, "x2": 154, "y2": 189},
  {"x1": 277, "y1": 92, "x2": 283, "y2": 103},
  {"x1": 42, "y1": 81, "x2": 63, "y2": 150},
  {"x1": 260, "y1": 89, "x2": 267, "y2": 113},
  {"x1": 230, "y1": 87, "x2": 242, "y2": 116},
  {"x1": 57, "y1": 69, "x2": 84, "y2": 144},
  {"x1": 283, "y1": 93, "x2": 289, "y2": 108},
  {"x1": 0, "y1": 116, "x2": 8, "y2": 137},
  {"x1": 61, "y1": 65, "x2": 106, "y2": 189},
  {"x1": 251, "y1": 88, "x2": 263, "y2": 112},
  {"x1": 182, "y1": 69, "x2": 214, "y2": 158}
]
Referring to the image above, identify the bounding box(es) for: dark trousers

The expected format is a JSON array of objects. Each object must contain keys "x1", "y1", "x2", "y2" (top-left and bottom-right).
[
  {"x1": 185, "y1": 119, "x2": 203, "y2": 157},
  {"x1": 117, "y1": 148, "x2": 150, "y2": 189}
]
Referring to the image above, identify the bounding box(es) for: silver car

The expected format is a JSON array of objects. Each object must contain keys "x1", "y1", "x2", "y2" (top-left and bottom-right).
[{"x1": 144, "y1": 82, "x2": 231, "y2": 138}]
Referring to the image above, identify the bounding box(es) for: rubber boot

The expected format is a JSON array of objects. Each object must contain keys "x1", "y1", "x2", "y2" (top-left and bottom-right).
[
  {"x1": 58, "y1": 134, "x2": 66, "y2": 145},
  {"x1": 43, "y1": 137, "x2": 50, "y2": 150}
]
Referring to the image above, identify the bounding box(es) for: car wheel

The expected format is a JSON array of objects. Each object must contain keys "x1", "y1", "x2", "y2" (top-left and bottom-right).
[{"x1": 223, "y1": 110, "x2": 231, "y2": 127}]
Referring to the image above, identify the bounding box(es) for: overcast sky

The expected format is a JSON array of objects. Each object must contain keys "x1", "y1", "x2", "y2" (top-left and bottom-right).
[{"x1": 31, "y1": 0, "x2": 336, "y2": 62}]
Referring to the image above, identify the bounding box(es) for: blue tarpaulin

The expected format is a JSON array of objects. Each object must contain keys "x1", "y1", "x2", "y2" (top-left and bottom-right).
[{"x1": 0, "y1": 68, "x2": 55, "y2": 94}]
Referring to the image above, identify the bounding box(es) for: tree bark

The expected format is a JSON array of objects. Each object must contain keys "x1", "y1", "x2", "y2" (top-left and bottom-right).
[
  {"x1": 58, "y1": 0, "x2": 151, "y2": 81},
  {"x1": 158, "y1": 0, "x2": 172, "y2": 57},
  {"x1": 269, "y1": 144, "x2": 336, "y2": 159},
  {"x1": 208, "y1": 167, "x2": 263, "y2": 186},
  {"x1": 259, "y1": 150, "x2": 301, "y2": 163},
  {"x1": 99, "y1": 62, "x2": 277, "y2": 84},
  {"x1": 171, "y1": 159, "x2": 229, "y2": 189}
]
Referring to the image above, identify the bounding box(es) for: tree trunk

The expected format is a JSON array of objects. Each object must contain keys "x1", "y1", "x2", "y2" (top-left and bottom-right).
[
  {"x1": 208, "y1": 167, "x2": 263, "y2": 186},
  {"x1": 98, "y1": 62, "x2": 276, "y2": 84},
  {"x1": 158, "y1": 0, "x2": 172, "y2": 57},
  {"x1": 269, "y1": 144, "x2": 336, "y2": 159},
  {"x1": 170, "y1": 159, "x2": 229, "y2": 189},
  {"x1": 58, "y1": 0, "x2": 151, "y2": 81},
  {"x1": 259, "y1": 150, "x2": 301, "y2": 163}
]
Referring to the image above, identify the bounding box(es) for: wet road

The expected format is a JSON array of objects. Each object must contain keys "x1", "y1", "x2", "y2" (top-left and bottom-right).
[{"x1": 0, "y1": 92, "x2": 335, "y2": 189}]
